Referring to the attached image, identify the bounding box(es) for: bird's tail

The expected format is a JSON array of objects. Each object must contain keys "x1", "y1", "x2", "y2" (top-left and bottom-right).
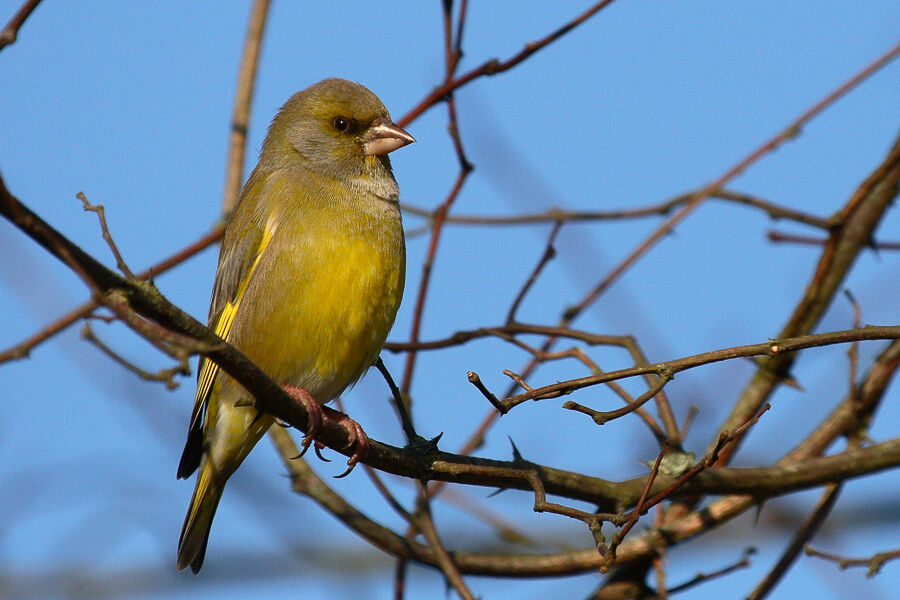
[{"x1": 177, "y1": 460, "x2": 223, "y2": 574}]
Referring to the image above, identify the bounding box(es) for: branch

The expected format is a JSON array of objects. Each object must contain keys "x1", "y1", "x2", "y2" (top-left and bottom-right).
[
  {"x1": 768, "y1": 230, "x2": 900, "y2": 250},
  {"x1": 805, "y1": 545, "x2": 900, "y2": 578},
  {"x1": 398, "y1": 0, "x2": 617, "y2": 126},
  {"x1": 501, "y1": 326, "x2": 900, "y2": 409},
  {"x1": 0, "y1": 0, "x2": 41, "y2": 51},
  {"x1": 712, "y1": 128, "x2": 900, "y2": 462},
  {"x1": 402, "y1": 189, "x2": 832, "y2": 230},
  {"x1": 4, "y1": 176, "x2": 900, "y2": 579},
  {"x1": 221, "y1": 0, "x2": 270, "y2": 215},
  {"x1": 746, "y1": 484, "x2": 842, "y2": 600},
  {"x1": 0, "y1": 225, "x2": 223, "y2": 363}
]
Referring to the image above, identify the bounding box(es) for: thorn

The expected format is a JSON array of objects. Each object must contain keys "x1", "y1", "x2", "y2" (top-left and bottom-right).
[
  {"x1": 754, "y1": 500, "x2": 767, "y2": 526},
  {"x1": 487, "y1": 487, "x2": 509, "y2": 499},
  {"x1": 508, "y1": 436, "x2": 526, "y2": 463}
]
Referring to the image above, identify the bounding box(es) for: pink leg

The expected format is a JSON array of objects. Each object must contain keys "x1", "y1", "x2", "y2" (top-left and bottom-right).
[
  {"x1": 281, "y1": 385, "x2": 370, "y2": 476},
  {"x1": 321, "y1": 405, "x2": 370, "y2": 477},
  {"x1": 282, "y1": 384, "x2": 325, "y2": 456}
]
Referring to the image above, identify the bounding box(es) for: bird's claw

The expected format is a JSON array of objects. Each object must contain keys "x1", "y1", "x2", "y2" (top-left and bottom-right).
[
  {"x1": 282, "y1": 384, "x2": 326, "y2": 459},
  {"x1": 322, "y1": 406, "x2": 370, "y2": 478},
  {"x1": 313, "y1": 441, "x2": 330, "y2": 462},
  {"x1": 281, "y1": 385, "x2": 369, "y2": 475}
]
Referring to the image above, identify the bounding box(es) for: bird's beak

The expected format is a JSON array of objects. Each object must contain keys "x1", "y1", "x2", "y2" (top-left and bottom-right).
[{"x1": 363, "y1": 119, "x2": 416, "y2": 156}]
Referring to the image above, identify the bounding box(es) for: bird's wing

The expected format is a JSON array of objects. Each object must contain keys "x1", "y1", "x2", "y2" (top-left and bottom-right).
[{"x1": 176, "y1": 214, "x2": 275, "y2": 479}]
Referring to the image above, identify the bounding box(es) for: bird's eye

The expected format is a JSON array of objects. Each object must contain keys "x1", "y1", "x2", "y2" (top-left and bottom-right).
[{"x1": 333, "y1": 117, "x2": 351, "y2": 133}]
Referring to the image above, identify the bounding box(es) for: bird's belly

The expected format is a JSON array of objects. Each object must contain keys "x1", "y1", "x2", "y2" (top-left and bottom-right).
[{"x1": 234, "y1": 229, "x2": 403, "y2": 402}]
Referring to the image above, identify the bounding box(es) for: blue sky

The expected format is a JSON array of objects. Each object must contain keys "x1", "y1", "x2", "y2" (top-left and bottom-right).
[{"x1": 1, "y1": 2, "x2": 899, "y2": 599}]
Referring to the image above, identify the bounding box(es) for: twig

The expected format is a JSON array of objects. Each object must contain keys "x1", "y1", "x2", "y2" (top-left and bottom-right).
[
  {"x1": 563, "y1": 372, "x2": 672, "y2": 426},
  {"x1": 78, "y1": 192, "x2": 136, "y2": 279},
  {"x1": 221, "y1": 0, "x2": 270, "y2": 215},
  {"x1": 747, "y1": 483, "x2": 842, "y2": 600},
  {"x1": 526, "y1": 470, "x2": 620, "y2": 532},
  {"x1": 0, "y1": 225, "x2": 223, "y2": 363},
  {"x1": 612, "y1": 405, "x2": 770, "y2": 554},
  {"x1": 376, "y1": 357, "x2": 419, "y2": 443},
  {"x1": 401, "y1": 189, "x2": 832, "y2": 229},
  {"x1": 804, "y1": 545, "x2": 900, "y2": 578},
  {"x1": 606, "y1": 444, "x2": 670, "y2": 561},
  {"x1": 80, "y1": 322, "x2": 189, "y2": 389},
  {"x1": 506, "y1": 221, "x2": 561, "y2": 325},
  {"x1": 100, "y1": 289, "x2": 218, "y2": 359},
  {"x1": 413, "y1": 482, "x2": 477, "y2": 600},
  {"x1": 0, "y1": 0, "x2": 42, "y2": 50},
  {"x1": 399, "y1": 0, "x2": 617, "y2": 126},
  {"x1": 423, "y1": 483, "x2": 536, "y2": 547},
  {"x1": 363, "y1": 464, "x2": 413, "y2": 523},
  {"x1": 769, "y1": 230, "x2": 900, "y2": 249},
  {"x1": 400, "y1": 169, "x2": 469, "y2": 394},
  {"x1": 666, "y1": 548, "x2": 756, "y2": 594},
  {"x1": 393, "y1": 558, "x2": 408, "y2": 600},
  {"x1": 570, "y1": 38, "x2": 900, "y2": 326},
  {"x1": 502, "y1": 326, "x2": 900, "y2": 409},
  {"x1": 467, "y1": 371, "x2": 506, "y2": 414},
  {"x1": 400, "y1": 0, "x2": 476, "y2": 397}
]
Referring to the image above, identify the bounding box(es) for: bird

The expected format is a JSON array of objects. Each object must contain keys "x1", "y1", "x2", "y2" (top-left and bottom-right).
[{"x1": 175, "y1": 78, "x2": 414, "y2": 574}]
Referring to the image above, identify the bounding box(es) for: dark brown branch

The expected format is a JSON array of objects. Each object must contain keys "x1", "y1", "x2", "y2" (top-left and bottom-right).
[
  {"x1": 0, "y1": 225, "x2": 223, "y2": 364},
  {"x1": 0, "y1": 0, "x2": 41, "y2": 51},
  {"x1": 563, "y1": 372, "x2": 673, "y2": 425}
]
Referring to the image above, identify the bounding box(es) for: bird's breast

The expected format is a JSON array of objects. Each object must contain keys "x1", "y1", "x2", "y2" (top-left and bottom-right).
[{"x1": 232, "y1": 195, "x2": 405, "y2": 402}]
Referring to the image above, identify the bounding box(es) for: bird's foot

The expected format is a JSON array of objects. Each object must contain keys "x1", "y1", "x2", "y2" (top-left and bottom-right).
[
  {"x1": 321, "y1": 405, "x2": 370, "y2": 478},
  {"x1": 281, "y1": 384, "x2": 325, "y2": 458},
  {"x1": 280, "y1": 384, "x2": 369, "y2": 476}
]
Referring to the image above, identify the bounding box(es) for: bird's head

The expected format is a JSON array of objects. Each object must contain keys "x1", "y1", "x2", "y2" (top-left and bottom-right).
[{"x1": 263, "y1": 78, "x2": 415, "y2": 180}]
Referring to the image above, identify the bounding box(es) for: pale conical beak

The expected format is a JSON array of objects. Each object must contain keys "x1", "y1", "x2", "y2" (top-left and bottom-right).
[{"x1": 363, "y1": 119, "x2": 416, "y2": 156}]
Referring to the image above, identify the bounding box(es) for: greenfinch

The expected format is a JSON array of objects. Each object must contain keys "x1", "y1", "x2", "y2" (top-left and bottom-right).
[{"x1": 176, "y1": 78, "x2": 414, "y2": 574}]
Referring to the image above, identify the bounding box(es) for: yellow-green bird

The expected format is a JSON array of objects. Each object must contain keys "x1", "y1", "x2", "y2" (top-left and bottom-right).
[{"x1": 176, "y1": 78, "x2": 414, "y2": 574}]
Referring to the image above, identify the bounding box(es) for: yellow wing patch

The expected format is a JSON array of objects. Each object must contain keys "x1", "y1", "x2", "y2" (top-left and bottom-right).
[{"x1": 190, "y1": 225, "x2": 275, "y2": 431}]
